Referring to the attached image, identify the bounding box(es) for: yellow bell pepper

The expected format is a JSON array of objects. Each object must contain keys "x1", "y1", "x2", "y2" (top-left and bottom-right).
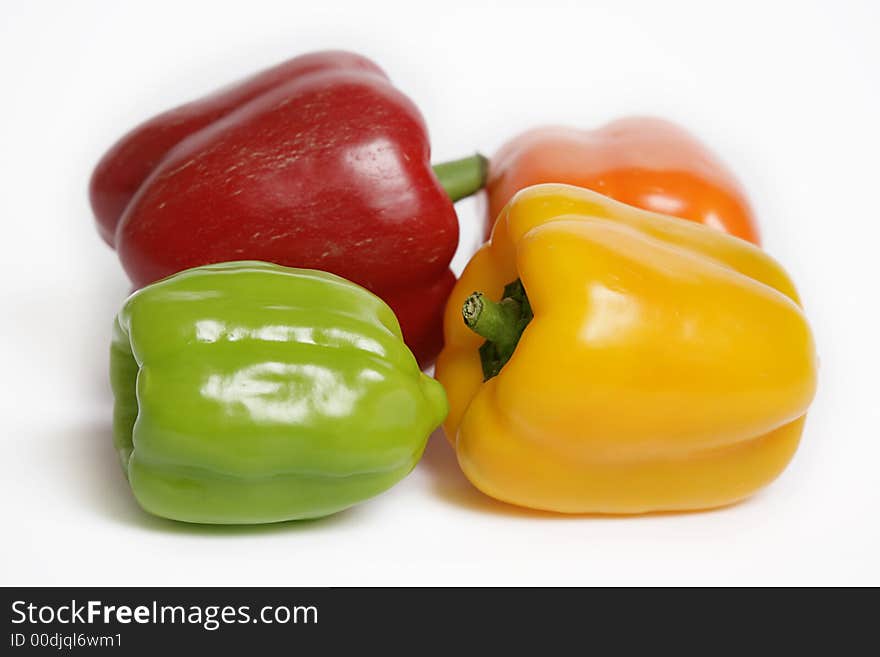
[{"x1": 435, "y1": 184, "x2": 817, "y2": 514}]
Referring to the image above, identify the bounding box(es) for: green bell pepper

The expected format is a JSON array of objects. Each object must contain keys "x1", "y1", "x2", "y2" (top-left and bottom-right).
[{"x1": 110, "y1": 261, "x2": 447, "y2": 524}]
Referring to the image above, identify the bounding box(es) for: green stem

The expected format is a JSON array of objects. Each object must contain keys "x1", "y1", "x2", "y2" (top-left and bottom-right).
[
  {"x1": 463, "y1": 293, "x2": 521, "y2": 355},
  {"x1": 462, "y1": 279, "x2": 533, "y2": 380},
  {"x1": 433, "y1": 153, "x2": 488, "y2": 202}
]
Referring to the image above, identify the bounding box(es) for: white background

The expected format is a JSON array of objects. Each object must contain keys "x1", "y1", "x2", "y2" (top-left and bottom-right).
[{"x1": 1, "y1": 0, "x2": 877, "y2": 586}]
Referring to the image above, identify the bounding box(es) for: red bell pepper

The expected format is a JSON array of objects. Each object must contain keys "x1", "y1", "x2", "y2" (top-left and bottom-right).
[{"x1": 90, "y1": 50, "x2": 485, "y2": 366}]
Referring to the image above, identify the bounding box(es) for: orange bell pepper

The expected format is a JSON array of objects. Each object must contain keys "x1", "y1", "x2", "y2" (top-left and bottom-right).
[
  {"x1": 436, "y1": 184, "x2": 816, "y2": 514},
  {"x1": 486, "y1": 117, "x2": 760, "y2": 244}
]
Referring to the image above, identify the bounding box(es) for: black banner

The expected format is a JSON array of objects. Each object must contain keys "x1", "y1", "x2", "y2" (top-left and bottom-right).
[{"x1": 1, "y1": 587, "x2": 870, "y2": 652}]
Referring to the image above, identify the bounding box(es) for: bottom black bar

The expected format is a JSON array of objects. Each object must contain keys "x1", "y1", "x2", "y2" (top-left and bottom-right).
[{"x1": 1, "y1": 587, "x2": 871, "y2": 652}]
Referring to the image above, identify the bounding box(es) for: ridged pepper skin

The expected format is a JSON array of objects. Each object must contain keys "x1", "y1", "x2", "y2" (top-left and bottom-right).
[
  {"x1": 111, "y1": 261, "x2": 447, "y2": 524},
  {"x1": 91, "y1": 51, "x2": 469, "y2": 367},
  {"x1": 436, "y1": 184, "x2": 816, "y2": 514},
  {"x1": 486, "y1": 117, "x2": 760, "y2": 244}
]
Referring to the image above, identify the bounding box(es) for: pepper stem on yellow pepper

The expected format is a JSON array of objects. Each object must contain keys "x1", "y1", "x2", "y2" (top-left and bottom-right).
[{"x1": 463, "y1": 279, "x2": 533, "y2": 380}]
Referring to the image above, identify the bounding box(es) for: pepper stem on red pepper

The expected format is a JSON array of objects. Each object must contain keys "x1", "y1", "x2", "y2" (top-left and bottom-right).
[
  {"x1": 433, "y1": 153, "x2": 489, "y2": 202},
  {"x1": 463, "y1": 279, "x2": 533, "y2": 380}
]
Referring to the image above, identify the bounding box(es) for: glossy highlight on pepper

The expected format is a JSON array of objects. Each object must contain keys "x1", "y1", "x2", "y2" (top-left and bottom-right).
[
  {"x1": 111, "y1": 261, "x2": 448, "y2": 524},
  {"x1": 436, "y1": 184, "x2": 816, "y2": 514}
]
